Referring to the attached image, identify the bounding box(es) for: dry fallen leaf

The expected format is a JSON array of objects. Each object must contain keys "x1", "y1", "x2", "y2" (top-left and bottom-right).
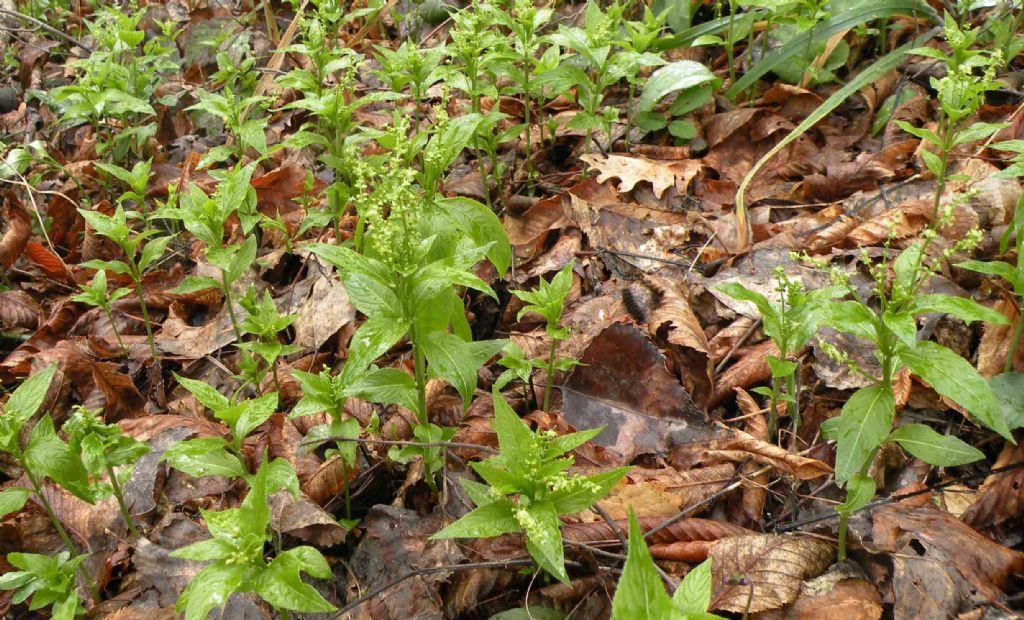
[
  {"x1": 709, "y1": 534, "x2": 834, "y2": 613},
  {"x1": 580, "y1": 153, "x2": 703, "y2": 199}
]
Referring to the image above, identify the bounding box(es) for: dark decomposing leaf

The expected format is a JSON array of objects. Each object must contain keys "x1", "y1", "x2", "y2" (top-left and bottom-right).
[{"x1": 562, "y1": 323, "x2": 711, "y2": 465}]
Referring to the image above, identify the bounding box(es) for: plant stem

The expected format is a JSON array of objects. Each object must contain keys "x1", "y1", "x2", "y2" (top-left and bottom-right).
[
  {"x1": 411, "y1": 327, "x2": 428, "y2": 426},
  {"x1": 542, "y1": 338, "x2": 558, "y2": 412},
  {"x1": 133, "y1": 280, "x2": 158, "y2": 361},
  {"x1": 1006, "y1": 310, "x2": 1024, "y2": 373},
  {"x1": 105, "y1": 463, "x2": 140, "y2": 538},
  {"x1": 102, "y1": 307, "x2": 128, "y2": 357},
  {"x1": 221, "y1": 271, "x2": 243, "y2": 343}
]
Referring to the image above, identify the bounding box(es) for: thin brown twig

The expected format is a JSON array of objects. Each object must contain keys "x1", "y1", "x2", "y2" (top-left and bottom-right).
[{"x1": 0, "y1": 7, "x2": 91, "y2": 52}]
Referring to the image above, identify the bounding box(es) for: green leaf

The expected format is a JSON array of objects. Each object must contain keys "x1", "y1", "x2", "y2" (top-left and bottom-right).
[
  {"x1": 138, "y1": 235, "x2": 173, "y2": 272},
  {"x1": 350, "y1": 367, "x2": 418, "y2": 413},
  {"x1": 889, "y1": 423, "x2": 985, "y2": 466},
  {"x1": 0, "y1": 487, "x2": 30, "y2": 519},
  {"x1": 162, "y1": 438, "x2": 246, "y2": 479},
  {"x1": 611, "y1": 510, "x2": 675, "y2": 620},
  {"x1": 766, "y1": 356, "x2": 797, "y2": 379},
  {"x1": 957, "y1": 260, "x2": 1024, "y2": 294},
  {"x1": 431, "y1": 498, "x2": 521, "y2": 539},
  {"x1": 255, "y1": 547, "x2": 336, "y2": 613},
  {"x1": 910, "y1": 295, "x2": 1009, "y2": 325},
  {"x1": 990, "y1": 372, "x2": 1024, "y2": 430},
  {"x1": 344, "y1": 315, "x2": 410, "y2": 377},
  {"x1": 421, "y1": 332, "x2": 506, "y2": 411},
  {"x1": 673, "y1": 558, "x2": 714, "y2": 615},
  {"x1": 882, "y1": 310, "x2": 917, "y2": 347},
  {"x1": 490, "y1": 391, "x2": 539, "y2": 468},
  {"x1": 25, "y1": 415, "x2": 91, "y2": 501},
  {"x1": 170, "y1": 275, "x2": 220, "y2": 294},
  {"x1": 522, "y1": 500, "x2": 568, "y2": 584},
  {"x1": 893, "y1": 120, "x2": 941, "y2": 145},
  {"x1": 898, "y1": 341, "x2": 1012, "y2": 440},
  {"x1": 836, "y1": 474, "x2": 875, "y2": 515},
  {"x1": 548, "y1": 467, "x2": 630, "y2": 514},
  {"x1": 489, "y1": 607, "x2": 567, "y2": 620},
  {"x1": 638, "y1": 60, "x2": 717, "y2": 112},
  {"x1": 824, "y1": 301, "x2": 879, "y2": 343},
  {"x1": 175, "y1": 562, "x2": 246, "y2": 620},
  {"x1": 436, "y1": 197, "x2": 512, "y2": 276},
  {"x1": 829, "y1": 385, "x2": 895, "y2": 483},
  {"x1": 175, "y1": 375, "x2": 230, "y2": 412},
  {"x1": 5, "y1": 364, "x2": 56, "y2": 423},
  {"x1": 233, "y1": 393, "x2": 278, "y2": 441},
  {"x1": 343, "y1": 271, "x2": 403, "y2": 317}
]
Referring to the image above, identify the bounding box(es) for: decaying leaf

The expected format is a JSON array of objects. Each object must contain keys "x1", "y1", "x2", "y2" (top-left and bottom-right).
[
  {"x1": 709, "y1": 534, "x2": 834, "y2": 613},
  {"x1": 563, "y1": 323, "x2": 710, "y2": 465}
]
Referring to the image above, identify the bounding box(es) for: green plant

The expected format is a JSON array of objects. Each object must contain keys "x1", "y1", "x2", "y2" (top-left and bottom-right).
[
  {"x1": 431, "y1": 392, "x2": 629, "y2": 583},
  {"x1": 78, "y1": 205, "x2": 173, "y2": 359},
  {"x1": 94, "y1": 158, "x2": 152, "y2": 216},
  {"x1": 635, "y1": 58, "x2": 719, "y2": 145},
  {"x1": 611, "y1": 510, "x2": 725, "y2": 620},
  {"x1": 237, "y1": 288, "x2": 302, "y2": 393},
  {"x1": 504, "y1": 261, "x2": 580, "y2": 412},
  {"x1": 63, "y1": 406, "x2": 150, "y2": 538},
  {"x1": 818, "y1": 234, "x2": 1012, "y2": 559},
  {"x1": 40, "y1": 5, "x2": 178, "y2": 162},
  {"x1": 71, "y1": 269, "x2": 132, "y2": 355},
  {"x1": 896, "y1": 14, "x2": 1005, "y2": 223},
  {"x1": 170, "y1": 458, "x2": 335, "y2": 619},
  {"x1": 187, "y1": 89, "x2": 273, "y2": 168},
  {"x1": 717, "y1": 266, "x2": 842, "y2": 438},
  {"x1": 546, "y1": 0, "x2": 641, "y2": 154},
  {"x1": 163, "y1": 164, "x2": 261, "y2": 341},
  {"x1": 0, "y1": 551, "x2": 87, "y2": 620},
  {"x1": 482, "y1": 0, "x2": 553, "y2": 184},
  {"x1": 161, "y1": 378, "x2": 277, "y2": 483},
  {"x1": 0, "y1": 366, "x2": 97, "y2": 598},
  {"x1": 374, "y1": 40, "x2": 446, "y2": 131}
]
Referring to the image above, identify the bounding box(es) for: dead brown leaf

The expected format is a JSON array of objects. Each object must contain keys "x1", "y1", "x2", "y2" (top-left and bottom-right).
[
  {"x1": 709, "y1": 534, "x2": 834, "y2": 613},
  {"x1": 710, "y1": 427, "x2": 832, "y2": 480},
  {"x1": 961, "y1": 441, "x2": 1024, "y2": 530},
  {"x1": 580, "y1": 153, "x2": 703, "y2": 199},
  {"x1": 0, "y1": 191, "x2": 31, "y2": 269},
  {"x1": 0, "y1": 290, "x2": 41, "y2": 330}
]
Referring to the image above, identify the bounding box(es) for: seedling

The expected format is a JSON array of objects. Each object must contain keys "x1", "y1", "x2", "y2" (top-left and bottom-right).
[
  {"x1": 187, "y1": 89, "x2": 273, "y2": 168},
  {"x1": 718, "y1": 266, "x2": 842, "y2": 438},
  {"x1": 62, "y1": 406, "x2": 150, "y2": 537},
  {"x1": 431, "y1": 391, "x2": 629, "y2": 583},
  {"x1": 71, "y1": 269, "x2": 131, "y2": 356},
  {"x1": 78, "y1": 204, "x2": 172, "y2": 360},
  {"x1": 505, "y1": 261, "x2": 580, "y2": 412},
  {"x1": 170, "y1": 458, "x2": 335, "y2": 619},
  {"x1": 611, "y1": 510, "x2": 725, "y2": 620},
  {"x1": 0, "y1": 551, "x2": 87, "y2": 620},
  {"x1": 238, "y1": 288, "x2": 302, "y2": 393}
]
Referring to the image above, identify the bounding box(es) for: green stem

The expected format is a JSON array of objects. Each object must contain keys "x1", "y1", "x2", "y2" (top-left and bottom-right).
[
  {"x1": 221, "y1": 270, "x2": 243, "y2": 343},
  {"x1": 24, "y1": 465, "x2": 100, "y2": 600},
  {"x1": 133, "y1": 279, "x2": 157, "y2": 361},
  {"x1": 542, "y1": 338, "x2": 558, "y2": 412},
  {"x1": 837, "y1": 510, "x2": 850, "y2": 560},
  {"x1": 768, "y1": 377, "x2": 780, "y2": 438},
  {"x1": 786, "y1": 369, "x2": 800, "y2": 439},
  {"x1": 340, "y1": 458, "x2": 351, "y2": 521},
  {"x1": 102, "y1": 307, "x2": 128, "y2": 357},
  {"x1": 105, "y1": 463, "x2": 140, "y2": 539},
  {"x1": 411, "y1": 327, "x2": 428, "y2": 426}
]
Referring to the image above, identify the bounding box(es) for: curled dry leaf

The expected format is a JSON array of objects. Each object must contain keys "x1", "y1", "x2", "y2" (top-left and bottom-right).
[
  {"x1": 0, "y1": 191, "x2": 31, "y2": 269},
  {"x1": 580, "y1": 153, "x2": 703, "y2": 199},
  {"x1": 644, "y1": 275, "x2": 709, "y2": 353},
  {"x1": 961, "y1": 441, "x2": 1024, "y2": 530},
  {"x1": 755, "y1": 570, "x2": 883, "y2": 620},
  {"x1": 845, "y1": 199, "x2": 932, "y2": 247},
  {"x1": 710, "y1": 340, "x2": 779, "y2": 408},
  {"x1": 729, "y1": 389, "x2": 769, "y2": 528},
  {"x1": 708, "y1": 427, "x2": 832, "y2": 480},
  {"x1": 268, "y1": 490, "x2": 348, "y2": 547},
  {"x1": 709, "y1": 534, "x2": 834, "y2": 613},
  {"x1": 302, "y1": 454, "x2": 358, "y2": 506},
  {"x1": 591, "y1": 464, "x2": 736, "y2": 520}
]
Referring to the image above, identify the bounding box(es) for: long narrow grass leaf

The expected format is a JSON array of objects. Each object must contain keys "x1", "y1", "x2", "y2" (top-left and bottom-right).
[{"x1": 733, "y1": 27, "x2": 941, "y2": 249}]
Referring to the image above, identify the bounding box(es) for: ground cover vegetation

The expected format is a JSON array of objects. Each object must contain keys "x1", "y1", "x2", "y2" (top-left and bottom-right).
[{"x1": 0, "y1": 0, "x2": 1023, "y2": 616}]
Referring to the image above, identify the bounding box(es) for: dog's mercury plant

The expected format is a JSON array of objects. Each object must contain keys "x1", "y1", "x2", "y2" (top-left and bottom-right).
[{"x1": 432, "y1": 392, "x2": 628, "y2": 583}]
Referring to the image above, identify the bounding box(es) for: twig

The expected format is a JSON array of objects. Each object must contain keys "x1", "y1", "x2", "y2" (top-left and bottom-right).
[
  {"x1": 0, "y1": 8, "x2": 91, "y2": 53},
  {"x1": 775, "y1": 458, "x2": 1024, "y2": 533},
  {"x1": 714, "y1": 318, "x2": 763, "y2": 374}
]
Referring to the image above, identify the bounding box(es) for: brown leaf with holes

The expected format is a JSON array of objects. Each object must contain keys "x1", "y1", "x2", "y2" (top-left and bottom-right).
[
  {"x1": 709, "y1": 534, "x2": 833, "y2": 613},
  {"x1": 580, "y1": 153, "x2": 703, "y2": 199},
  {"x1": 0, "y1": 290, "x2": 41, "y2": 330},
  {"x1": 961, "y1": 441, "x2": 1024, "y2": 529},
  {"x1": 872, "y1": 501, "x2": 1024, "y2": 611},
  {"x1": 0, "y1": 192, "x2": 31, "y2": 269}
]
